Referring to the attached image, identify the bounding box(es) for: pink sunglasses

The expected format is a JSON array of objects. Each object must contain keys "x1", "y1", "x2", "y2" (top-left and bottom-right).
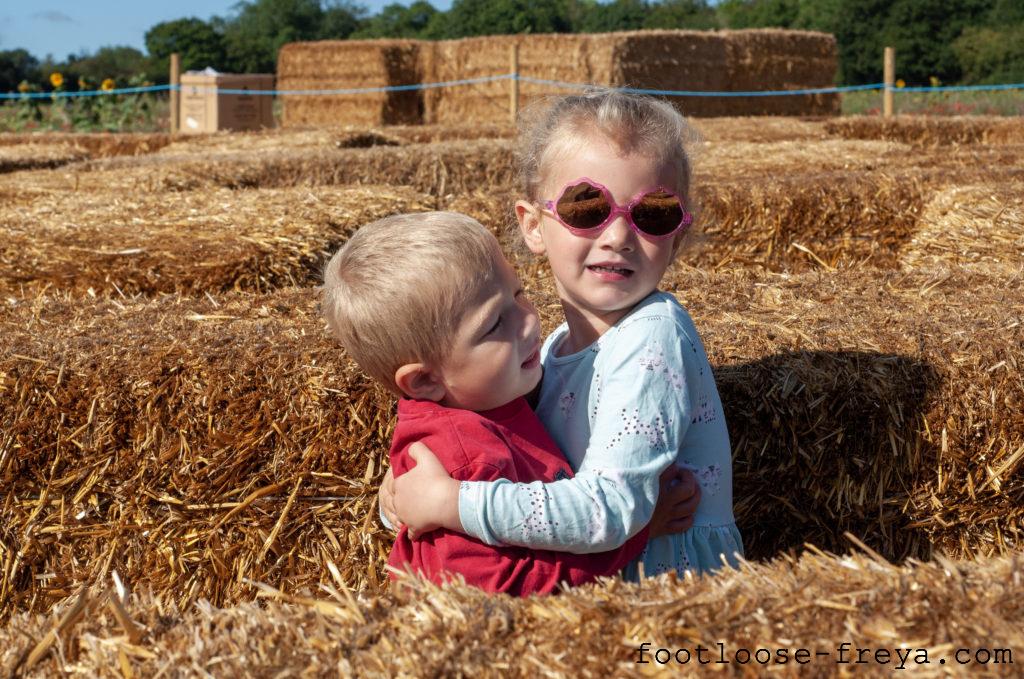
[{"x1": 543, "y1": 177, "x2": 693, "y2": 240}]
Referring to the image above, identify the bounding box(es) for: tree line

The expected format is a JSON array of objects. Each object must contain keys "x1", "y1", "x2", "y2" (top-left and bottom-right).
[{"x1": 1, "y1": 0, "x2": 1022, "y2": 93}]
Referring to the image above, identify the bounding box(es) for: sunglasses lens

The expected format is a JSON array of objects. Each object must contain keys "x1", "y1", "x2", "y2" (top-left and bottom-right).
[
  {"x1": 555, "y1": 181, "x2": 612, "y2": 230},
  {"x1": 632, "y1": 191, "x2": 685, "y2": 236}
]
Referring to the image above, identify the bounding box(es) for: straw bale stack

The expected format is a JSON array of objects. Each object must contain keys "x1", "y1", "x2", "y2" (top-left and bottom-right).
[
  {"x1": 825, "y1": 116, "x2": 1024, "y2": 146},
  {"x1": 2, "y1": 551, "x2": 1021, "y2": 678},
  {"x1": 425, "y1": 34, "x2": 603, "y2": 124},
  {"x1": 278, "y1": 40, "x2": 424, "y2": 127},
  {"x1": 280, "y1": 29, "x2": 838, "y2": 126},
  {"x1": 900, "y1": 183, "x2": 1024, "y2": 273},
  {"x1": 0, "y1": 185, "x2": 433, "y2": 297},
  {"x1": 2, "y1": 267, "x2": 1020, "y2": 621}
]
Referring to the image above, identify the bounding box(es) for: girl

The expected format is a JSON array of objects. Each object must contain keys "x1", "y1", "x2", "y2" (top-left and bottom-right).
[{"x1": 386, "y1": 89, "x2": 742, "y2": 579}]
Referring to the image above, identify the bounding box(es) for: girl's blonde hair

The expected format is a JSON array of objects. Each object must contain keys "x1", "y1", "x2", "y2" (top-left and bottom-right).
[{"x1": 517, "y1": 88, "x2": 702, "y2": 256}]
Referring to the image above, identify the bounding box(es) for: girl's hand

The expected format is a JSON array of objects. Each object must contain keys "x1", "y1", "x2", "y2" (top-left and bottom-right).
[
  {"x1": 649, "y1": 465, "x2": 701, "y2": 538},
  {"x1": 393, "y1": 442, "x2": 463, "y2": 539},
  {"x1": 378, "y1": 468, "x2": 400, "y2": 531}
]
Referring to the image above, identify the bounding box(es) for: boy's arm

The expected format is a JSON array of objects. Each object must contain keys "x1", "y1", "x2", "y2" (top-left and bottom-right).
[{"x1": 399, "y1": 316, "x2": 695, "y2": 554}]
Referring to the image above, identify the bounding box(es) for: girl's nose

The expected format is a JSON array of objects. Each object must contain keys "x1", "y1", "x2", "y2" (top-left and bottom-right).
[{"x1": 598, "y1": 214, "x2": 634, "y2": 250}]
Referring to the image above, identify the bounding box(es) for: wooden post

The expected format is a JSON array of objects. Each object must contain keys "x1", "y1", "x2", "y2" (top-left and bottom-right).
[
  {"x1": 883, "y1": 46, "x2": 895, "y2": 118},
  {"x1": 510, "y1": 43, "x2": 520, "y2": 124},
  {"x1": 170, "y1": 52, "x2": 181, "y2": 133}
]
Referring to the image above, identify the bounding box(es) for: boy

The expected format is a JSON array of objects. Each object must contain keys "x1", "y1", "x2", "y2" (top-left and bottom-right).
[{"x1": 322, "y1": 212, "x2": 649, "y2": 595}]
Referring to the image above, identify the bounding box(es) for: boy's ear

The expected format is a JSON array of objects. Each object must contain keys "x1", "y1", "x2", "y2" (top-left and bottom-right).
[
  {"x1": 515, "y1": 200, "x2": 547, "y2": 256},
  {"x1": 394, "y1": 363, "x2": 446, "y2": 402}
]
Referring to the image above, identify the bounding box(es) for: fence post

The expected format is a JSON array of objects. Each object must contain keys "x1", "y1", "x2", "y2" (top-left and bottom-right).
[
  {"x1": 510, "y1": 42, "x2": 520, "y2": 124},
  {"x1": 169, "y1": 53, "x2": 181, "y2": 134},
  {"x1": 883, "y1": 46, "x2": 895, "y2": 118}
]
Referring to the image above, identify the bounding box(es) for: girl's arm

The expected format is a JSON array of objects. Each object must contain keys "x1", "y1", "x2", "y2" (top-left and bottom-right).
[{"x1": 395, "y1": 314, "x2": 696, "y2": 554}]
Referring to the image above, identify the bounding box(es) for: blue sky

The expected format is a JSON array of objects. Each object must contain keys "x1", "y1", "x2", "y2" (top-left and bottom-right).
[{"x1": 1, "y1": 1, "x2": 452, "y2": 61}]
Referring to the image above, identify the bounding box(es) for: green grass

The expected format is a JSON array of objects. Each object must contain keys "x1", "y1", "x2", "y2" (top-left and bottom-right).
[{"x1": 842, "y1": 88, "x2": 1024, "y2": 116}]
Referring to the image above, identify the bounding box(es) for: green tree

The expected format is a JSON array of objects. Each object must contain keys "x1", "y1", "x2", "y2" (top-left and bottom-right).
[
  {"x1": 881, "y1": 0, "x2": 991, "y2": 84},
  {"x1": 221, "y1": 0, "x2": 365, "y2": 72},
  {"x1": 954, "y1": 24, "x2": 1024, "y2": 83},
  {"x1": 643, "y1": 0, "x2": 718, "y2": 30},
  {"x1": 716, "y1": 0, "x2": 799, "y2": 28},
  {"x1": 351, "y1": 1, "x2": 436, "y2": 38},
  {"x1": 145, "y1": 18, "x2": 228, "y2": 78},
  {"x1": 428, "y1": 0, "x2": 572, "y2": 39},
  {"x1": 0, "y1": 49, "x2": 40, "y2": 91},
  {"x1": 574, "y1": 0, "x2": 647, "y2": 33},
  {"x1": 66, "y1": 46, "x2": 151, "y2": 85}
]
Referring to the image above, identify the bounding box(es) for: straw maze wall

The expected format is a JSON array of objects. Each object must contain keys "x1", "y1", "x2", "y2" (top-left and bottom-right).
[
  {"x1": 0, "y1": 118, "x2": 1022, "y2": 641},
  {"x1": 278, "y1": 29, "x2": 840, "y2": 126}
]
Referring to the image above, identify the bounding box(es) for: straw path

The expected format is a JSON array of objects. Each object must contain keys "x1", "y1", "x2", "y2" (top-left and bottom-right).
[
  {"x1": 2, "y1": 551, "x2": 1021, "y2": 678},
  {"x1": 2, "y1": 267, "x2": 1020, "y2": 621}
]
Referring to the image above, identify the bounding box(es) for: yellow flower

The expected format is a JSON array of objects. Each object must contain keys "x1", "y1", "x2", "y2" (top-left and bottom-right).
[
  {"x1": 101, "y1": 78, "x2": 116, "y2": 92},
  {"x1": 895, "y1": 79, "x2": 906, "y2": 89},
  {"x1": 17, "y1": 80, "x2": 30, "y2": 93},
  {"x1": 49, "y1": 72, "x2": 64, "y2": 88},
  {"x1": 929, "y1": 76, "x2": 941, "y2": 88}
]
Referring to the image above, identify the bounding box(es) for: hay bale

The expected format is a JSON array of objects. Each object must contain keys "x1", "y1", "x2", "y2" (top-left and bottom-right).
[
  {"x1": 1, "y1": 267, "x2": 1021, "y2": 621},
  {"x1": 0, "y1": 141, "x2": 517, "y2": 205},
  {"x1": 0, "y1": 132, "x2": 172, "y2": 159},
  {"x1": 825, "y1": 116, "x2": 1024, "y2": 146},
  {"x1": 0, "y1": 185, "x2": 434, "y2": 297},
  {"x1": 690, "y1": 166, "x2": 929, "y2": 271},
  {"x1": 691, "y1": 117, "x2": 829, "y2": 142},
  {"x1": 899, "y1": 183, "x2": 1024, "y2": 273},
  {"x1": 278, "y1": 40, "x2": 424, "y2": 127},
  {"x1": 2, "y1": 552, "x2": 1021, "y2": 677},
  {"x1": 0, "y1": 288, "x2": 396, "y2": 620},
  {"x1": 0, "y1": 143, "x2": 89, "y2": 174}
]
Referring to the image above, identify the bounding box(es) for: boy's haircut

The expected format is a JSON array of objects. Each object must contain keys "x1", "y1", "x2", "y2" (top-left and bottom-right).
[
  {"x1": 517, "y1": 88, "x2": 702, "y2": 257},
  {"x1": 322, "y1": 212, "x2": 499, "y2": 392}
]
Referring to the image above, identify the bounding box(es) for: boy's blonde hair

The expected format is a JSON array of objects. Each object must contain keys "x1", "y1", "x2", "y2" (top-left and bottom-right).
[
  {"x1": 517, "y1": 88, "x2": 701, "y2": 257},
  {"x1": 322, "y1": 212, "x2": 499, "y2": 393}
]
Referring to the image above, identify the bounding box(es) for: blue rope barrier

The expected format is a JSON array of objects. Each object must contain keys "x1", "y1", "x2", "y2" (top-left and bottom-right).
[
  {"x1": 3, "y1": 76, "x2": 1023, "y2": 100},
  {"x1": 515, "y1": 76, "x2": 885, "y2": 97}
]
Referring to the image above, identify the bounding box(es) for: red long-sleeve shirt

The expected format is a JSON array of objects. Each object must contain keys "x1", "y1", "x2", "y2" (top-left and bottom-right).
[{"x1": 387, "y1": 397, "x2": 649, "y2": 596}]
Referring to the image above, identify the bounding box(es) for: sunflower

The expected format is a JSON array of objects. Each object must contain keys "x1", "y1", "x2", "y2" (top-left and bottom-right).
[
  {"x1": 101, "y1": 78, "x2": 116, "y2": 92},
  {"x1": 895, "y1": 79, "x2": 905, "y2": 89},
  {"x1": 50, "y1": 72, "x2": 64, "y2": 88},
  {"x1": 17, "y1": 80, "x2": 30, "y2": 93}
]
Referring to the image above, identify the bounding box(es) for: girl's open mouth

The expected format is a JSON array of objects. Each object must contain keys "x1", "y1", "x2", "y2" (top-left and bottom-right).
[{"x1": 587, "y1": 264, "x2": 634, "y2": 280}]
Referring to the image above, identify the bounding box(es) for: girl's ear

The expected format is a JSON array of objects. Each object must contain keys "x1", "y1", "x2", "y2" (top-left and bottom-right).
[
  {"x1": 394, "y1": 363, "x2": 446, "y2": 402},
  {"x1": 515, "y1": 200, "x2": 547, "y2": 255}
]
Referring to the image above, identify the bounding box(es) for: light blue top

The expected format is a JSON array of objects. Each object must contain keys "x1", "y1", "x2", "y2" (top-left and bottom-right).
[{"x1": 459, "y1": 291, "x2": 743, "y2": 578}]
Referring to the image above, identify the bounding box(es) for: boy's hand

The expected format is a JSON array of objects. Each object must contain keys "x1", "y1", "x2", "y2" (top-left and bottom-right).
[
  {"x1": 393, "y1": 442, "x2": 463, "y2": 539},
  {"x1": 378, "y1": 468, "x2": 400, "y2": 531},
  {"x1": 649, "y1": 466, "x2": 701, "y2": 538}
]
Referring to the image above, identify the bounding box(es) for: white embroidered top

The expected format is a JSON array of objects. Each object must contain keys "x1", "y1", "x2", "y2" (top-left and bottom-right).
[{"x1": 459, "y1": 291, "x2": 743, "y2": 578}]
